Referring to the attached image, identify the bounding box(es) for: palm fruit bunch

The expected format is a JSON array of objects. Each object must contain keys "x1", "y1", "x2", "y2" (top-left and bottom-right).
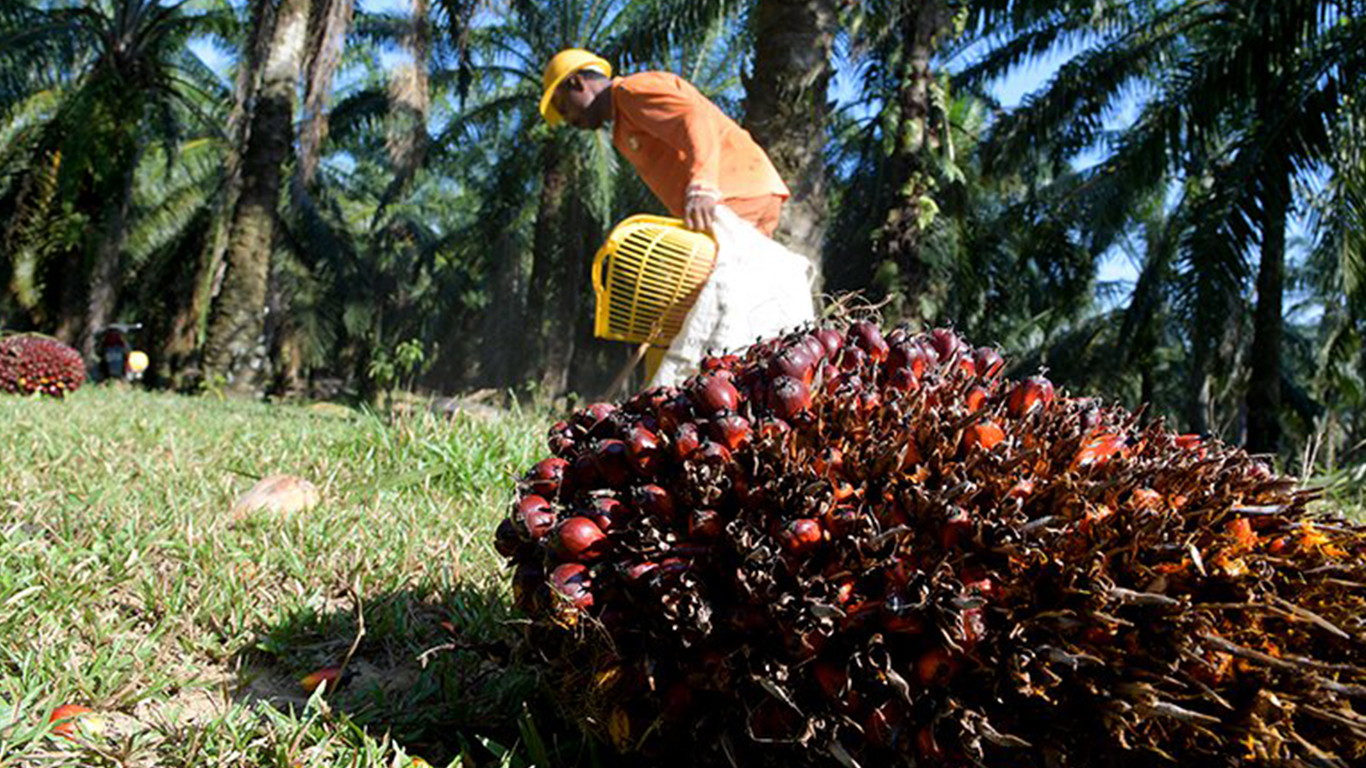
[
  {"x1": 0, "y1": 334, "x2": 86, "y2": 398},
  {"x1": 495, "y1": 320, "x2": 1366, "y2": 768}
]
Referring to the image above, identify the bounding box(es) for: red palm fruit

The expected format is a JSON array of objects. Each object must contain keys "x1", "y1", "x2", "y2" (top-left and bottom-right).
[
  {"x1": 839, "y1": 600, "x2": 881, "y2": 633},
  {"x1": 881, "y1": 591, "x2": 927, "y2": 634},
  {"x1": 831, "y1": 575, "x2": 857, "y2": 605},
  {"x1": 812, "y1": 660, "x2": 849, "y2": 702},
  {"x1": 964, "y1": 384, "x2": 989, "y2": 412},
  {"x1": 699, "y1": 354, "x2": 732, "y2": 372},
  {"x1": 1007, "y1": 477, "x2": 1035, "y2": 500},
  {"x1": 959, "y1": 606, "x2": 986, "y2": 649},
  {"x1": 576, "y1": 402, "x2": 616, "y2": 433},
  {"x1": 824, "y1": 504, "x2": 859, "y2": 537},
  {"x1": 695, "y1": 441, "x2": 734, "y2": 468},
  {"x1": 815, "y1": 327, "x2": 844, "y2": 357},
  {"x1": 958, "y1": 357, "x2": 977, "y2": 376},
  {"x1": 770, "y1": 345, "x2": 816, "y2": 385},
  {"x1": 515, "y1": 495, "x2": 556, "y2": 540},
  {"x1": 929, "y1": 327, "x2": 965, "y2": 360},
  {"x1": 672, "y1": 422, "x2": 702, "y2": 461},
  {"x1": 962, "y1": 421, "x2": 1006, "y2": 452},
  {"x1": 886, "y1": 366, "x2": 919, "y2": 394},
  {"x1": 768, "y1": 376, "x2": 812, "y2": 420},
  {"x1": 802, "y1": 333, "x2": 828, "y2": 362},
  {"x1": 821, "y1": 363, "x2": 845, "y2": 396},
  {"x1": 622, "y1": 560, "x2": 659, "y2": 583},
  {"x1": 865, "y1": 701, "x2": 908, "y2": 749},
  {"x1": 859, "y1": 388, "x2": 881, "y2": 414},
  {"x1": 689, "y1": 508, "x2": 724, "y2": 540},
  {"x1": 593, "y1": 439, "x2": 632, "y2": 487},
  {"x1": 1006, "y1": 375, "x2": 1056, "y2": 417},
  {"x1": 916, "y1": 726, "x2": 945, "y2": 761},
  {"x1": 709, "y1": 413, "x2": 752, "y2": 451},
  {"x1": 1226, "y1": 517, "x2": 1257, "y2": 550},
  {"x1": 494, "y1": 518, "x2": 522, "y2": 557},
  {"x1": 889, "y1": 343, "x2": 930, "y2": 379},
  {"x1": 917, "y1": 647, "x2": 960, "y2": 685},
  {"x1": 547, "y1": 421, "x2": 576, "y2": 457},
  {"x1": 1129, "y1": 487, "x2": 1162, "y2": 511},
  {"x1": 526, "y1": 457, "x2": 568, "y2": 497},
  {"x1": 657, "y1": 393, "x2": 693, "y2": 432},
  {"x1": 915, "y1": 338, "x2": 940, "y2": 367},
  {"x1": 549, "y1": 562, "x2": 594, "y2": 610},
  {"x1": 633, "y1": 483, "x2": 677, "y2": 519},
  {"x1": 48, "y1": 704, "x2": 94, "y2": 739},
  {"x1": 549, "y1": 516, "x2": 609, "y2": 562},
  {"x1": 689, "y1": 373, "x2": 740, "y2": 415},
  {"x1": 625, "y1": 425, "x2": 661, "y2": 475},
  {"x1": 813, "y1": 447, "x2": 843, "y2": 478},
  {"x1": 570, "y1": 452, "x2": 601, "y2": 490},
  {"x1": 941, "y1": 508, "x2": 973, "y2": 550},
  {"x1": 1175, "y1": 433, "x2": 1208, "y2": 459},
  {"x1": 974, "y1": 347, "x2": 1005, "y2": 378},
  {"x1": 778, "y1": 518, "x2": 824, "y2": 556},
  {"x1": 1072, "y1": 433, "x2": 1127, "y2": 469},
  {"x1": 849, "y1": 321, "x2": 890, "y2": 362},
  {"x1": 836, "y1": 345, "x2": 867, "y2": 373},
  {"x1": 583, "y1": 496, "x2": 627, "y2": 532},
  {"x1": 756, "y1": 417, "x2": 791, "y2": 441},
  {"x1": 960, "y1": 567, "x2": 999, "y2": 601}
]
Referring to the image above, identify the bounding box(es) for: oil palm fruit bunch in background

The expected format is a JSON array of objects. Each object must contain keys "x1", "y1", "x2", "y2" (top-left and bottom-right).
[
  {"x1": 0, "y1": 335, "x2": 86, "y2": 398},
  {"x1": 495, "y1": 320, "x2": 1366, "y2": 768}
]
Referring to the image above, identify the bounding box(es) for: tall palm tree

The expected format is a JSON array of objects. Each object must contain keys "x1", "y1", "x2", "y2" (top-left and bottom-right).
[
  {"x1": 0, "y1": 0, "x2": 228, "y2": 355},
  {"x1": 962, "y1": 0, "x2": 1366, "y2": 454},
  {"x1": 202, "y1": 0, "x2": 311, "y2": 390},
  {"x1": 742, "y1": 0, "x2": 838, "y2": 265}
]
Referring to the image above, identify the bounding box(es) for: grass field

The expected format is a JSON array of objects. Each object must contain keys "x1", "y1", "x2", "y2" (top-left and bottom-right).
[{"x1": 0, "y1": 386, "x2": 587, "y2": 768}]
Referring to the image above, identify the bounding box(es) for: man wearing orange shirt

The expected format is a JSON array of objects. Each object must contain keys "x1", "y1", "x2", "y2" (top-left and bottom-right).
[{"x1": 539, "y1": 49, "x2": 790, "y2": 236}]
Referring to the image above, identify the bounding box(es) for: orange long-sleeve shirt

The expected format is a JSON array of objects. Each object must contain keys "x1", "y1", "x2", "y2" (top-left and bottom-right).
[{"x1": 610, "y1": 72, "x2": 789, "y2": 219}]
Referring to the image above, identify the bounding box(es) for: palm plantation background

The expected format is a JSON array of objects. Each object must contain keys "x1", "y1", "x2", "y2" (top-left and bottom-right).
[{"x1": 2, "y1": 0, "x2": 1363, "y2": 472}]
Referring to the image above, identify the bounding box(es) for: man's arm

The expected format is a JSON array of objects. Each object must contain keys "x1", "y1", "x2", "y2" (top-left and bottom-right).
[{"x1": 616, "y1": 75, "x2": 724, "y2": 231}]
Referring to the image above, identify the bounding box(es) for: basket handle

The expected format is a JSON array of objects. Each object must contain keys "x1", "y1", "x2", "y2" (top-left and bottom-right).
[{"x1": 591, "y1": 240, "x2": 611, "y2": 302}]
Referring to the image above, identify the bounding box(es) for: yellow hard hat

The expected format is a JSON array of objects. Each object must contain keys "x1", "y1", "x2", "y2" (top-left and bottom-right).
[
  {"x1": 539, "y1": 48, "x2": 612, "y2": 127},
  {"x1": 128, "y1": 350, "x2": 149, "y2": 373}
]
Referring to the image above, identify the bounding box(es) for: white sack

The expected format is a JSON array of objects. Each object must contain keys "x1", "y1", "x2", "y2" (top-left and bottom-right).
[{"x1": 648, "y1": 206, "x2": 816, "y2": 388}]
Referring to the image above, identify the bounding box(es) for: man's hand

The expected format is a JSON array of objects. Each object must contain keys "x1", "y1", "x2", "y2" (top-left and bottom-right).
[{"x1": 684, "y1": 185, "x2": 720, "y2": 232}]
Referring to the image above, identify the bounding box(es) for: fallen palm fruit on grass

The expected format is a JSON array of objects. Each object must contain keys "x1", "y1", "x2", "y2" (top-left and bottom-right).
[
  {"x1": 0, "y1": 334, "x2": 85, "y2": 398},
  {"x1": 496, "y1": 320, "x2": 1366, "y2": 767},
  {"x1": 48, "y1": 704, "x2": 95, "y2": 740}
]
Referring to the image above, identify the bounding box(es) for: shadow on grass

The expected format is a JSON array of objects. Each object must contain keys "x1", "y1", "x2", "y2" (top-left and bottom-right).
[{"x1": 230, "y1": 581, "x2": 617, "y2": 768}]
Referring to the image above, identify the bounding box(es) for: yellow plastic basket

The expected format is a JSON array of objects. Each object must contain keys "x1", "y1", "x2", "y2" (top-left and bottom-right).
[{"x1": 592, "y1": 215, "x2": 718, "y2": 347}]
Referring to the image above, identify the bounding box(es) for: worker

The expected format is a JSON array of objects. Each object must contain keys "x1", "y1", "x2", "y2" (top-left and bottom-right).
[
  {"x1": 538, "y1": 49, "x2": 790, "y2": 236},
  {"x1": 538, "y1": 48, "x2": 813, "y2": 386}
]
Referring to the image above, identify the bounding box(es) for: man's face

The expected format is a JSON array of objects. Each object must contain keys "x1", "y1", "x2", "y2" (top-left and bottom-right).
[{"x1": 552, "y1": 73, "x2": 603, "y2": 130}]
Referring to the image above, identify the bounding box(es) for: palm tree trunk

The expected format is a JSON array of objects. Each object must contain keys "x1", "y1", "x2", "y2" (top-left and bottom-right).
[
  {"x1": 523, "y1": 142, "x2": 572, "y2": 397},
  {"x1": 474, "y1": 230, "x2": 527, "y2": 390},
  {"x1": 204, "y1": 0, "x2": 309, "y2": 392},
  {"x1": 1186, "y1": 322, "x2": 1211, "y2": 435},
  {"x1": 873, "y1": 0, "x2": 952, "y2": 322},
  {"x1": 81, "y1": 158, "x2": 137, "y2": 359},
  {"x1": 1245, "y1": 170, "x2": 1289, "y2": 455},
  {"x1": 162, "y1": 0, "x2": 279, "y2": 384},
  {"x1": 743, "y1": 0, "x2": 836, "y2": 273}
]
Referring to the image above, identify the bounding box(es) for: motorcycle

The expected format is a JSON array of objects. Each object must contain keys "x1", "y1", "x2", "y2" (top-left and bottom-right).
[{"x1": 95, "y1": 323, "x2": 149, "y2": 383}]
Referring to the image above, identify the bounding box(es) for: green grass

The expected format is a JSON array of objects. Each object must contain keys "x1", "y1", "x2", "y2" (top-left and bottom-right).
[{"x1": 0, "y1": 386, "x2": 582, "y2": 767}]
